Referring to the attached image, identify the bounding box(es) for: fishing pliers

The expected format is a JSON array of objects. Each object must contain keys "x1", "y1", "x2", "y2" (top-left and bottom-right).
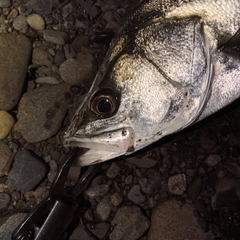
[{"x1": 12, "y1": 148, "x2": 100, "y2": 240}]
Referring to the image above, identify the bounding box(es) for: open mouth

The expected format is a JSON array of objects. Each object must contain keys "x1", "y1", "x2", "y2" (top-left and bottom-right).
[{"x1": 64, "y1": 127, "x2": 135, "y2": 166}]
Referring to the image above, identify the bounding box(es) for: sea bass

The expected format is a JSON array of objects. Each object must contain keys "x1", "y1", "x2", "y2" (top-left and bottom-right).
[{"x1": 64, "y1": 0, "x2": 240, "y2": 166}]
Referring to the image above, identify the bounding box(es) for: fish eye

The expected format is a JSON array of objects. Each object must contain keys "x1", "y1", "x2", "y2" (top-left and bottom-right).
[{"x1": 90, "y1": 89, "x2": 118, "y2": 117}]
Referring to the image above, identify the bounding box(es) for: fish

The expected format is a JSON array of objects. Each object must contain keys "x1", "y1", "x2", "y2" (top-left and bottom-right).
[{"x1": 64, "y1": 0, "x2": 240, "y2": 166}]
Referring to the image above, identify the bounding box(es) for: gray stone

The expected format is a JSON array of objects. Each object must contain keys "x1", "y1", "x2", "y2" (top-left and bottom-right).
[
  {"x1": 0, "y1": 141, "x2": 12, "y2": 177},
  {"x1": 69, "y1": 224, "x2": 95, "y2": 240},
  {"x1": 187, "y1": 178, "x2": 202, "y2": 199},
  {"x1": 211, "y1": 177, "x2": 240, "y2": 210},
  {"x1": 0, "y1": 0, "x2": 11, "y2": 7},
  {"x1": 127, "y1": 185, "x2": 146, "y2": 204},
  {"x1": 110, "y1": 206, "x2": 150, "y2": 240},
  {"x1": 12, "y1": 15, "x2": 28, "y2": 31},
  {"x1": 110, "y1": 192, "x2": 123, "y2": 207},
  {"x1": 59, "y1": 52, "x2": 97, "y2": 86},
  {"x1": 43, "y1": 30, "x2": 69, "y2": 45},
  {"x1": 126, "y1": 147, "x2": 160, "y2": 168},
  {"x1": 200, "y1": 129, "x2": 218, "y2": 150},
  {"x1": 86, "y1": 184, "x2": 110, "y2": 199},
  {"x1": 0, "y1": 193, "x2": 11, "y2": 211},
  {"x1": 168, "y1": 174, "x2": 187, "y2": 195},
  {"x1": 225, "y1": 162, "x2": 240, "y2": 178},
  {"x1": 86, "y1": 222, "x2": 110, "y2": 239},
  {"x1": 0, "y1": 34, "x2": 31, "y2": 110},
  {"x1": 205, "y1": 154, "x2": 221, "y2": 167},
  {"x1": 148, "y1": 199, "x2": 214, "y2": 240},
  {"x1": 96, "y1": 195, "x2": 112, "y2": 221},
  {"x1": 105, "y1": 162, "x2": 121, "y2": 178},
  {"x1": 0, "y1": 213, "x2": 27, "y2": 240},
  {"x1": 64, "y1": 43, "x2": 76, "y2": 59},
  {"x1": 54, "y1": 48, "x2": 65, "y2": 65},
  {"x1": 16, "y1": 84, "x2": 72, "y2": 142},
  {"x1": 7, "y1": 150, "x2": 48, "y2": 191}
]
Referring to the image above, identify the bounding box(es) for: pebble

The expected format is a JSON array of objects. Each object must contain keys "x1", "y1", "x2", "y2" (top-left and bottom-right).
[
  {"x1": 168, "y1": 174, "x2": 187, "y2": 195},
  {"x1": 0, "y1": 0, "x2": 10, "y2": 8},
  {"x1": 67, "y1": 166, "x2": 81, "y2": 182},
  {"x1": 64, "y1": 43, "x2": 77, "y2": 59},
  {"x1": 16, "y1": 84, "x2": 72, "y2": 142},
  {"x1": 0, "y1": 141, "x2": 12, "y2": 177},
  {"x1": 224, "y1": 162, "x2": 240, "y2": 178},
  {"x1": 0, "y1": 111, "x2": 15, "y2": 139},
  {"x1": 0, "y1": 192, "x2": 11, "y2": 211},
  {"x1": 125, "y1": 175, "x2": 133, "y2": 185},
  {"x1": 12, "y1": 15, "x2": 28, "y2": 31},
  {"x1": 105, "y1": 162, "x2": 121, "y2": 178},
  {"x1": 205, "y1": 154, "x2": 221, "y2": 167},
  {"x1": 110, "y1": 192, "x2": 123, "y2": 207},
  {"x1": 96, "y1": 195, "x2": 112, "y2": 221},
  {"x1": 27, "y1": 14, "x2": 45, "y2": 31},
  {"x1": 49, "y1": 160, "x2": 58, "y2": 171},
  {"x1": 59, "y1": 52, "x2": 97, "y2": 86},
  {"x1": 7, "y1": 9, "x2": 18, "y2": 23},
  {"x1": 32, "y1": 48, "x2": 53, "y2": 67},
  {"x1": 86, "y1": 222, "x2": 110, "y2": 239},
  {"x1": 69, "y1": 224, "x2": 95, "y2": 240},
  {"x1": 187, "y1": 178, "x2": 202, "y2": 199},
  {"x1": 0, "y1": 34, "x2": 31, "y2": 110},
  {"x1": 211, "y1": 177, "x2": 240, "y2": 210},
  {"x1": 43, "y1": 30, "x2": 69, "y2": 45},
  {"x1": 126, "y1": 147, "x2": 160, "y2": 168},
  {"x1": 35, "y1": 76, "x2": 60, "y2": 84},
  {"x1": 7, "y1": 150, "x2": 48, "y2": 192},
  {"x1": 200, "y1": 129, "x2": 218, "y2": 150},
  {"x1": 127, "y1": 185, "x2": 146, "y2": 204},
  {"x1": 148, "y1": 199, "x2": 214, "y2": 240},
  {"x1": 110, "y1": 206, "x2": 150, "y2": 240},
  {"x1": 0, "y1": 213, "x2": 27, "y2": 240},
  {"x1": 85, "y1": 184, "x2": 110, "y2": 199}
]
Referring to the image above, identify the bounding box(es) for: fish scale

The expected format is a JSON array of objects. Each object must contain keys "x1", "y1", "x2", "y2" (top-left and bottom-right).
[{"x1": 64, "y1": 0, "x2": 240, "y2": 166}]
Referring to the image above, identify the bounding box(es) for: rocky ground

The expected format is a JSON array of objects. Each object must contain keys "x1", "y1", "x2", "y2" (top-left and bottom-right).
[{"x1": 0, "y1": 0, "x2": 240, "y2": 239}]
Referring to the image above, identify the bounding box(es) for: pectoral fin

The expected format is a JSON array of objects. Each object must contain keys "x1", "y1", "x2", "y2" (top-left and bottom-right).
[{"x1": 220, "y1": 28, "x2": 240, "y2": 57}]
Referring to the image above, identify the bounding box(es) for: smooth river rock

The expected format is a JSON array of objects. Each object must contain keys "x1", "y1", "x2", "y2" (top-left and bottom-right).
[
  {"x1": 0, "y1": 34, "x2": 31, "y2": 110},
  {"x1": 16, "y1": 84, "x2": 72, "y2": 142}
]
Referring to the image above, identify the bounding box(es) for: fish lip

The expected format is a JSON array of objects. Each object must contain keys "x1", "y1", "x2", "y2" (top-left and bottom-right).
[{"x1": 64, "y1": 127, "x2": 135, "y2": 165}]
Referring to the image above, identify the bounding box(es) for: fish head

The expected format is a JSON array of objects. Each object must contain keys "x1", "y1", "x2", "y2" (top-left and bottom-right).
[{"x1": 64, "y1": 17, "x2": 213, "y2": 166}]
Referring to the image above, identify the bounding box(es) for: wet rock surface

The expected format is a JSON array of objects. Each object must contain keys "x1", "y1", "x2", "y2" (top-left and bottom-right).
[{"x1": 0, "y1": 1, "x2": 240, "y2": 240}]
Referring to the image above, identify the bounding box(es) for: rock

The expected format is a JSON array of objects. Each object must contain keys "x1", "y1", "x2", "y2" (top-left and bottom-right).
[
  {"x1": 0, "y1": 193, "x2": 11, "y2": 211},
  {"x1": 35, "y1": 76, "x2": 60, "y2": 84},
  {"x1": 27, "y1": 14, "x2": 45, "y2": 31},
  {"x1": 127, "y1": 185, "x2": 146, "y2": 204},
  {"x1": 168, "y1": 174, "x2": 187, "y2": 195},
  {"x1": 32, "y1": 48, "x2": 53, "y2": 67},
  {"x1": 64, "y1": 44, "x2": 76, "y2": 59},
  {"x1": 205, "y1": 154, "x2": 222, "y2": 167},
  {"x1": 86, "y1": 222, "x2": 110, "y2": 239},
  {"x1": 71, "y1": 35, "x2": 90, "y2": 53},
  {"x1": 148, "y1": 199, "x2": 214, "y2": 240},
  {"x1": 126, "y1": 147, "x2": 160, "y2": 168},
  {"x1": 54, "y1": 48, "x2": 65, "y2": 65},
  {"x1": 187, "y1": 178, "x2": 202, "y2": 199},
  {"x1": 0, "y1": 213, "x2": 27, "y2": 240},
  {"x1": 0, "y1": 0, "x2": 10, "y2": 7},
  {"x1": 96, "y1": 195, "x2": 112, "y2": 221},
  {"x1": 7, "y1": 150, "x2": 48, "y2": 191},
  {"x1": 0, "y1": 141, "x2": 12, "y2": 177},
  {"x1": 110, "y1": 192, "x2": 123, "y2": 207},
  {"x1": 43, "y1": 30, "x2": 69, "y2": 45},
  {"x1": 69, "y1": 224, "x2": 95, "y2": 240},
  {"x1": 16, "y1": 84, "x2": 72, "y2": 142},
  {"x1": 12, "y1": 15, "x2": 28, "y2": 31},
  {"x1": 0, "y1": 34, "x2": 31, "y2": 110},
  {"x1": 200, "y1": 129, "x2": 218, "y2": 150},
  {"x1": 67, "y1": 166, "x2": 81, "y2": 181},
  {"x1": 59, "y1": 52, "x2": 97, "y2": 86},
  {"x1": 224, "y1": 162, "x2": 240, "y2": 178},
  {"x1": 110, "y1": 206, "x2": 150, "y2": 240},
  {"x1": 0, "y1": 111, "x2": 15, "y2": 139},
  {"x1": 211, "y1": 177, "x2": 240, "y2": 210},
  {"x1": 105, "y1": 162, "x2": 121, "y2": 178},
  {"x1": 86, "y1": 184, "x2": 110, "y2": 199},
  {"x1": 7, "y1": 9, "x2": 18, "y2": 23}
]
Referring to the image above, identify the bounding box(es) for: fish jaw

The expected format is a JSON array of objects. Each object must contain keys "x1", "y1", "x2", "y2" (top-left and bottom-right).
[{"x1": 64, "y1": 127, "x2": 135, "y2": 166}]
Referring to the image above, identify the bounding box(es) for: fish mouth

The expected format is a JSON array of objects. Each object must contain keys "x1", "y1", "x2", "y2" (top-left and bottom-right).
[{"x1": 64, "y1": 127, "x2": 135, "y2": 166}]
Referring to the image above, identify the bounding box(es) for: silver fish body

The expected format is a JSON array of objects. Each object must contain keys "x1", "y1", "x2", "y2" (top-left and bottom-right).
[{"x1": 65, "y1": 0, "x2": 240, "y2": 166}]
